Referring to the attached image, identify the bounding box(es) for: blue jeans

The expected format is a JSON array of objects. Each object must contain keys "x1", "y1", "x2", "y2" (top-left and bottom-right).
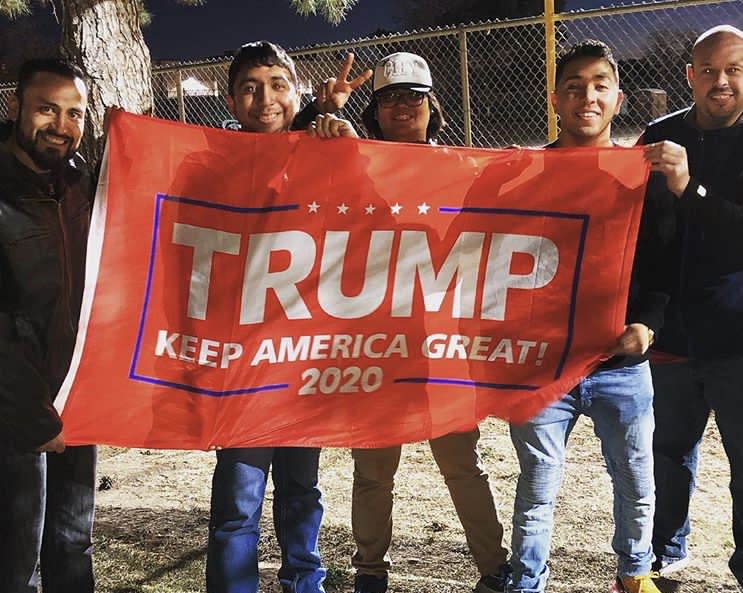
[
  {"x1": 0, "y1": 444, "x2": 96, "y2": 593},
  {"x1": 207, "y1": 447, "x2": 325, "y2": 593},
  {"x1": 652, "y1": 357, "x2": 743, "y2": 585},
  {"x1": 508, "y1": 362, "x2": 655, "y2": 593}
]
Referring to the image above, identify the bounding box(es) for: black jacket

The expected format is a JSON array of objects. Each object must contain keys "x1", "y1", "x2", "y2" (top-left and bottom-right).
[
  {"x1": 0, "y1": 121, "x2": 93, "y2": 450},
  {"x1": 641, "y1": 107, "x2": 743, "y2": 359}
]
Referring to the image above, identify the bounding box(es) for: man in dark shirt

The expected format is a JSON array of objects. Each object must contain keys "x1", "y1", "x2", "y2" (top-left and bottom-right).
[
  {"x1": 641, "y1": 24, "x2": 743, "y2": 586},
  {"x1": 206, "y1": 41, "x2": 367, "y2": 593},
  {"x1": 0, "y1": 58, "x2": 95, "y2": 593}
]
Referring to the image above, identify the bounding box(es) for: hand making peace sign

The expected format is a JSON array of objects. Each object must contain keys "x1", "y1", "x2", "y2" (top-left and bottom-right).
[{"x1": 314, "y1": 52, "x2": 373, "y2": 114}]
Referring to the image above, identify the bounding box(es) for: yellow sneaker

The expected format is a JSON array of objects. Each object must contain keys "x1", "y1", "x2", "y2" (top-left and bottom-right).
[{"x1": 611, "y1": 573, "x2": 662, "y2": 593}]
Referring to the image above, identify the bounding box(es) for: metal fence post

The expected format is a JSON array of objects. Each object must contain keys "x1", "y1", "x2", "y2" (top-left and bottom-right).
[
  {"x1": 544, "y1": 0, "x2": 558, "y2": 142},
  {"x1": 458, "y1": 28, "x2": 473, "y2": 147},
  {"x1": 176, "y1": 68, "x2": 186, "y2": 123}
]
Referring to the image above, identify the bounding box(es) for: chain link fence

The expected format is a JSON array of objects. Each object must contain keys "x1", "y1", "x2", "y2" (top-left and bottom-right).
[
  {"x1": 146, "y1": 0, "x2": 743, "y2": 147},
  {"x1": 2, "y1": 0, "x2": 742, "y2": 147},
  {"x1": 0, "y1": 83, "x2": 11, "y2": 119}
]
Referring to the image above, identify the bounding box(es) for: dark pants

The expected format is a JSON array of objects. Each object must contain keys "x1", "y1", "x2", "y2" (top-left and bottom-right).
[
  {"x1": 652, "y1": 357, "x2": 743, "y2": 585},
  {"x1": 0, "y1": 444, "x2": 96, "y2": 593},
  {"x1": 207, "y1": 447, "x2": 325, "y2": 593}
]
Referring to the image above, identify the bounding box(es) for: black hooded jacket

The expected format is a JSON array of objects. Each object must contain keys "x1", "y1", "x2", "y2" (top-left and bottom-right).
[{"x1": 0, "y1": 121, "x2": 93, "y2": 450}]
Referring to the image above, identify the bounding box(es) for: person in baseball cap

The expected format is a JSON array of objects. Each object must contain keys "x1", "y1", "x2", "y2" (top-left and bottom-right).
[
  {"x1": 352, "y1": 54, "x2": 512, "y2": 593},
  {"x1": 372, "y1": 51, "x2": 433, "y2": 93},
  {"x1": 361, "y1": 51, "x2": 445, "y2": 143}
]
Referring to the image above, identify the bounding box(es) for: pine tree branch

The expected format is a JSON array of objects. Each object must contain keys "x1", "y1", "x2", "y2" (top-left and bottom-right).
[
  {"x1": 289, "y1": 0, "x2": 358, "y2": 26},
  {"x1": 0, "y1": 0, "x2": 32, "y2": 18}
]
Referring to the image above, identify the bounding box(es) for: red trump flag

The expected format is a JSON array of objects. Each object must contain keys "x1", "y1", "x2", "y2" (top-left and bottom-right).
[{"x1": 56, "y1": 111, "x2": 649, "y2": 449}]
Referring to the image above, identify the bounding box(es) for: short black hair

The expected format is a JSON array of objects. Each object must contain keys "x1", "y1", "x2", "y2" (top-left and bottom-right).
[
  {"x1": 15, "y1": 58, "x2": 87, "y2": 100},
  {"x1": 227, "y1": 40, "x2": 297, "y2": 96},
  {"x1": 361, "y1": 91, "x2": 447, "y2": 143},
  {"x1": 555, "y1": 39, "x2": 618, "y2": 86}
]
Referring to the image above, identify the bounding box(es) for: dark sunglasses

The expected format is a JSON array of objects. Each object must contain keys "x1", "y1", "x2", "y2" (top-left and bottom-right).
[{"x1": 376, "y1": 90, "x2": 427, "y2": 108}]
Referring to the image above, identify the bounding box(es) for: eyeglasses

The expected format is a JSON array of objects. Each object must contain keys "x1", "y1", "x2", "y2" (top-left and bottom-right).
[{"x1": 376, "y1": 90, "x2": 427, "y2": 108}]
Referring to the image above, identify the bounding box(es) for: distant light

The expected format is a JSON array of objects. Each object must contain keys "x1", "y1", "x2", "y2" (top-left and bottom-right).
[{"x1": 167, "y1": 76, "x2": 220, "y2": 98}]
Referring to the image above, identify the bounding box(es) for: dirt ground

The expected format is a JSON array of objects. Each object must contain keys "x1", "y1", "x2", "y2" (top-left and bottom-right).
[{"x1": 94, "y1": 417, "x2": 739, "y2": 593}]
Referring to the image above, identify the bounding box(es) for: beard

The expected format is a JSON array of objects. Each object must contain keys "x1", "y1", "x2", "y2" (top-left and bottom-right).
[{"x1": 15, "y1": 126, "x2": 76, "y2": 173}]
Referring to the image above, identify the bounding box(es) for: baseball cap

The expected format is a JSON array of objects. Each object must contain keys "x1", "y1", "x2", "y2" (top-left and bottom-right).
[{"x1": 372, "y1": 52, "x2": 433, "y2": 94}]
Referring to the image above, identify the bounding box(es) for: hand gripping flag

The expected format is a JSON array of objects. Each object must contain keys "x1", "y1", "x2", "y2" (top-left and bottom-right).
[{"x1": 56, "y1": 111, "x2": 649, "y2": 449}]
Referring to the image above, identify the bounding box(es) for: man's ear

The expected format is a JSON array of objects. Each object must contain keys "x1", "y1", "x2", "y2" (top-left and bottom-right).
[
  {"x1": 7, "y1": 94, "x2": 19, "y2": 122},
  {"x1": 225, "y1": 94, "x2": 236, "y2": 118},
  {"x1": 549, "y1": 91, "x2": 558, "y2": 112},
  {"x1": 614, "y1": 89, "x2": 625, "y2": 116},
  {"x1": 686, "y1": 63, "x2": 694, "y2": 89}
]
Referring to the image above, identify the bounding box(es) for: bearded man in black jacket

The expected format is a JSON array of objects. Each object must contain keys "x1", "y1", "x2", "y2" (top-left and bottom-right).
[{"x1": 0, "y1": 58, "x2": 95, "y2": 593}]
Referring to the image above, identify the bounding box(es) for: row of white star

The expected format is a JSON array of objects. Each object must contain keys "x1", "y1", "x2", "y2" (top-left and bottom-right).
[{"x1": 307, "y1": 201, "x2": 432, "y2": 215}]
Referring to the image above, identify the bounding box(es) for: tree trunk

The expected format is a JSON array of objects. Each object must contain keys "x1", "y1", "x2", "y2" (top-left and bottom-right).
[{"x1": 60, "y1": 0, "x2": 152, "y2": 164}]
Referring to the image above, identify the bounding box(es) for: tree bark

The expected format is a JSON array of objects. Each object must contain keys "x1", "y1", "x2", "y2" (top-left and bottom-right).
[{"x1": 60, "y1": 0, "x2": 152, "y2": 164}]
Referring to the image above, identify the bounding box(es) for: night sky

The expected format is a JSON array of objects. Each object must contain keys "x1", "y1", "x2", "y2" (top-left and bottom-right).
[
  {"x1": 0, "y1": 0, "x2": 635, "y2": 63},
  {"x1": 143, "y1": 0, "x2": 400, "y2": 60},
  {"x1": 142, "y1": 0, "x2": 631, "y2": 60}
]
